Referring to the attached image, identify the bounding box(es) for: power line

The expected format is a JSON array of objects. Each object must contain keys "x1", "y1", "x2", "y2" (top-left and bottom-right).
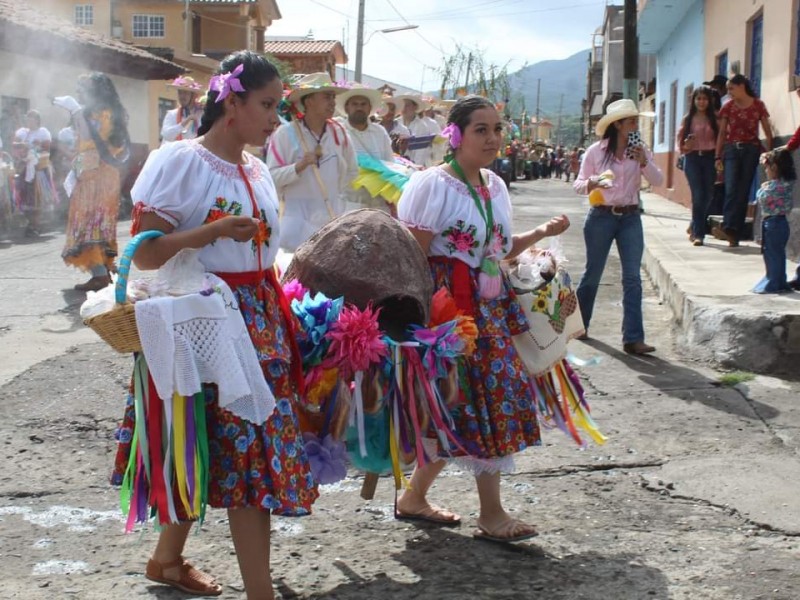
[
  {"x1": 376, "y1": 0, "x2": 526, "y2": 22},
  {"x1": 383, "y1": 0, "x2": 446, "y2": 56},
  {"x1": 368, "y1": 1, "x2": 601, "y2": 22},
  {"x1": 308, "y1": 0, "x2": 353, "y2": 20}
]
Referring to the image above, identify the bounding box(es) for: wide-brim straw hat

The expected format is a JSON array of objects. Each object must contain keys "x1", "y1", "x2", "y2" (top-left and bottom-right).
[
  {"x1": 288, "y1": 72, "x2": 348, "y2": 106},
  {"x1": 392, "y1": 94, "x2": 433, "y2": 112},
  {"x1": 168, "y1": 76, "x2": 202, "y2": 93},
  {"x1": 595, "y1": 98, "x2": 650, "y2": 137},
  {"x1": 336, "y1": 84, "x2": 385, "y2": 114}
]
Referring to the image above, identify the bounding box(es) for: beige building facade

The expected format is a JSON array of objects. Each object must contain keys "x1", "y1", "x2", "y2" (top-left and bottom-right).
[
  {"x1": 27, "y1": 0, "x2": 281, "y2": 148},
  {"x1": 705, "y1": 0, "x2": 799, "y2": 142}
]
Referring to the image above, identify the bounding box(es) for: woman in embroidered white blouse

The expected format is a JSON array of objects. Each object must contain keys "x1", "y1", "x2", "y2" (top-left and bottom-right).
[
  {"x1": 115, "y1": 52, "x2": 318, "y2": 600},
  {"x1": 397, "y1": 95, "x2": 569, "y2": 543}
]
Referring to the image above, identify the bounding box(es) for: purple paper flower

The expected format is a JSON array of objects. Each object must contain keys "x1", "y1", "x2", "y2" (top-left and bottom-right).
[
  {"x1": 209, "y1": 64, "x2": 245, "y2": 103},
  {"x1": 442, "y1": 123, "x2": 462, "y2": 149},
  {"x1": 303, "y1": 433, "x2": 348, "y2": 485}
]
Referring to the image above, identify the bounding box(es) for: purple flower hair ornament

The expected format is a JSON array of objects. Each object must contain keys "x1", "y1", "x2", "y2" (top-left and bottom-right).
[
  {"x1": 209, "y1": 64, "x2": 245, "y2": 103},
  {"x1": 442, "y1": 123, "x2": 462, "y2": 149}
]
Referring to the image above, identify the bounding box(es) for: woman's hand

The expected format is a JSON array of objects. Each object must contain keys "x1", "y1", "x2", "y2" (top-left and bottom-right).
[
  {"x1": 213, "y1": 216, "x2": 260, "y2": 242},
  {"x1": 539, "y1": 214, "x2": 570, "y2": 237},
  {"x1": 630, "y1": 145, "x2": 649, "y2": 167}
]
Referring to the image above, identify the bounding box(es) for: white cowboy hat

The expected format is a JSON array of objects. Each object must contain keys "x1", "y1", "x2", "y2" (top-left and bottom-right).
[
  {"x1": 168, "y1": 76, "x2": 203, "y2": 93},
  {"x1": 392, "y1": 94, "x2": 433, "y2": 112},
  {"x1": 336, "y1": 84, "x2": 384, "y2": 114},
  {"x1": 288, "y1": 72, "x2": 347, "y2": 107},
  {"x1": 595, "y1": 98, "x2": 645, "y2": 137}
]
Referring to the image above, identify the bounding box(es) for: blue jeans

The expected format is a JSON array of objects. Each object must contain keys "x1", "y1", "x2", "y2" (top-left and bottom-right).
[
  {"x1": 684, "y1": 153, "x2": 716, "y2": 240},
  {"x1": 722, "y1": 143, "x2": 760, "y2": 238},
  {"x1": 576, "y1": 208, "x2": 645, "y2": 344},
  {"x1": 753, "y1": 215, "x2": 790, "y2": 293}
]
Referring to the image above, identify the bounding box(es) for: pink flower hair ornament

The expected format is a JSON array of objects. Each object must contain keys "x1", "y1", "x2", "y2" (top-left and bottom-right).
[
  {"x1": 209, "y1": 64, "x2": 245, "y2": 103},
  {"x1": 441, "y1": 123, "x2": 462, "y2": 149}
]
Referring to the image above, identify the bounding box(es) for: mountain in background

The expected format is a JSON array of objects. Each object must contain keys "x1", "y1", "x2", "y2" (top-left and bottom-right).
[{"x1": 507, "y1": 49, "x2": 589, "y2": 120}]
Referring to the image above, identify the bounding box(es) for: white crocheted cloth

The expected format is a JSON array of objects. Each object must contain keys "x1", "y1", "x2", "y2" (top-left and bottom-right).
[{"x1": 134, "y1": 276, "x2": 276, "y2": 424}]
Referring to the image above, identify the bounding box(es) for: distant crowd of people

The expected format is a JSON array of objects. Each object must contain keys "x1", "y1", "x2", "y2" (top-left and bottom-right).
[{"x1": 503, "y1": 139, "x2": 584, "y2": 182}]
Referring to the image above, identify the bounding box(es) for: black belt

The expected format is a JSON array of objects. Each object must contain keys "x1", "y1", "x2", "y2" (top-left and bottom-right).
[
  {"x1": 727, "y1": 141, "x2": 758, "y2": 150},
  {"x1": 593, "y1": 204, "x2": 641, "y2": 215}
]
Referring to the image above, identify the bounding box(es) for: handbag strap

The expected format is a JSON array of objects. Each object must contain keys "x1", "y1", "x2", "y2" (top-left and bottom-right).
[{"x1": 449, "y1": 158, "x2": 494, "y2": 250}]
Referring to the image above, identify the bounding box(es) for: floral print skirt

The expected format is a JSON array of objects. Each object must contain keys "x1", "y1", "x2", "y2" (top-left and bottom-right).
[
  {"x1": 112, "y1": 278, "x2": 319, "y2": 518},
  {"x1": 62, "y1": 163, "x2": 119, "y2": 272},
  {"x1": 429, "y1": 260, "x2": 541, "y2": 461}
]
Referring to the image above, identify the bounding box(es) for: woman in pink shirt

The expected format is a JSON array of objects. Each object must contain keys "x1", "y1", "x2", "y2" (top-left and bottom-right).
[
  {"x1": 678, "y1": 86, "x2": 719, "y2": 246},
  {"x1": 573, "y1": 99, "x2": 664, "y2": 355}
]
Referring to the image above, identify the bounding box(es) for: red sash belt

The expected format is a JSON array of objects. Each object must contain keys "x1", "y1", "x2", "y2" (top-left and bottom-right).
[
  {"x1": 428, "y1": 256, "x2": 475, "y2": 316},
  {"x1": 214, "y1": 269, "x2": 305, "y2": 397}
]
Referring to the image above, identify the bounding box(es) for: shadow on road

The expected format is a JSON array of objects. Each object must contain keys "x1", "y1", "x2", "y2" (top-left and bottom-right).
[
  {"x1": 580, "y1": 338, "x2": 780, "y2": 421},
  {"x1": 276, "y1": 527, "x2": 669, "y2": 600}
]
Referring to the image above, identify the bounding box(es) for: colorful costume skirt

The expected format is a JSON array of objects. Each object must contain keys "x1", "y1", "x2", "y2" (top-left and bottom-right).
[
  {"x1": 112, "y1": 274, "x2": 319, "y2": 523},
  {"x1": 16, "y1": 167, "x2": 57, "y2": 214},
  {"x1": 429, "y1": 259, "x2": 541, "y2": 465},
  {"x1": 62, "y1": 162, "x2": 119, "y2": 272}
]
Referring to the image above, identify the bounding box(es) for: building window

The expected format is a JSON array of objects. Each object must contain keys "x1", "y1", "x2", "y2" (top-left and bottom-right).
[
  {"x1": 716, "y1": 51, "x2": 728, "y2": 77},
  {"x1": 74, "y1": 5, "x2": 94, "y2": 26},
  {"x1": 749, "y1": 12, "x2": 763, "y2": 96},
  {"x1": 658, "y1": 101, "x2": 665, "y2": 145},
  {"x1": 132, "y1": 14, "x2": 165, "y2": 38}
]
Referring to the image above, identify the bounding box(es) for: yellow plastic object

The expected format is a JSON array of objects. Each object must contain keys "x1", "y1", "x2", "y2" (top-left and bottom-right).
[{"x1": 589, "y1": 188, "x2": 605, "y2": 206}]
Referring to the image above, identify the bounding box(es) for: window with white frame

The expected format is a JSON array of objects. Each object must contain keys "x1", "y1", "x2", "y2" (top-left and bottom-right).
[
  {"x1": 132, "y1": 14, "x2": 165, "y2": 38},
  {"x1": 74, "y1": 5, "x2": 93, "y2": 26}
]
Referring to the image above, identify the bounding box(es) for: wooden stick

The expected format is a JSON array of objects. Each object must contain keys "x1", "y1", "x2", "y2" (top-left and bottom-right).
[{"x1": 360, "y1": 472, "x2": 380, "y2": 500}]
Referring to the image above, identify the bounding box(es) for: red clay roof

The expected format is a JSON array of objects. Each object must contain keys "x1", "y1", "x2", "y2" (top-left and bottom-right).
[
  {"x1": 264, "y1": 39, "x2": 347, "y2": 62},
  {"x1": 0, "y1": 0, "x2": 185, "y2": 80}
]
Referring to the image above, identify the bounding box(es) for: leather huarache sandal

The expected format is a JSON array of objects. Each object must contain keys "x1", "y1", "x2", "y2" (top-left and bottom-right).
[
  {"x1": 145, "y1": 556, "x2": 222, "y2": 597},
  {"x1": 473, "y1": 518, "x2": 539, "y2": 544}
]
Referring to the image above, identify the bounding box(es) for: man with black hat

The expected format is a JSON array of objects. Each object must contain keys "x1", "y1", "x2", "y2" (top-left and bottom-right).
[{"x1": 703, "y1": 74, "x2": 730, "y2": 111}]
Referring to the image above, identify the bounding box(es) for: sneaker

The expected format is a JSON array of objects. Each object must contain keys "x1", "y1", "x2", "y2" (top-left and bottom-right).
[{"x1": 692, "y1": 238, "x2": 704, "y2": 246}]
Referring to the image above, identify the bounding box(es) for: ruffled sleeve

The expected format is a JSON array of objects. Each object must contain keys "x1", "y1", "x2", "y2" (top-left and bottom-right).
[
  {"x1": 130, "y1": 141, "x2": 203, "y2": 229},
  {"x1": 397, "y1": 169, "x2": 446, "y2": 234}
]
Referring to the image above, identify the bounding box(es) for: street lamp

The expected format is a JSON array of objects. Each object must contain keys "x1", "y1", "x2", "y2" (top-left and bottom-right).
[{"x1": 354, "y1": 8, "x2": 418, "y2": 83}]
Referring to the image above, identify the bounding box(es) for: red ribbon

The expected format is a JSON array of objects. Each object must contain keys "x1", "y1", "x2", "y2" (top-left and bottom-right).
[
  {"x1": 146, "y1": 376, "x2": 170, "y2": 524},
  {"x1": 429, "y1": 257, "x2": 475, "y2": 316}
]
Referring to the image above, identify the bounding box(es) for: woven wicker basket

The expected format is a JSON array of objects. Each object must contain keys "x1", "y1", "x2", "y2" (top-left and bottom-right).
[{"x1": 83, "y1": 230, "x2": 164, "y2": 353}]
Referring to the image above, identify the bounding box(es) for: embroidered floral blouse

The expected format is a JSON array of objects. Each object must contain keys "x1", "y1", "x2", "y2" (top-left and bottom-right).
[
  {"x1": 756, "y1": 179, "x2": 794, "y2": 218},
  {"x1": 397, "y1": 167, "x2": 512, "y2": 268},
  {"x1": 130, "y1": 139, "x2": 279, "y2": 273}
]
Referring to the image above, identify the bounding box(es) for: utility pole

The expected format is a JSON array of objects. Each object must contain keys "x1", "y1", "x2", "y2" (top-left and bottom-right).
[
  {"x1": 534, "y1": 78, "x2": 541, "y2": 141},
  {"x1": 354, "y1": 0, "x2": 365, "y2": 82},
  {"x1": 623, "y1": 0, "x2": 639, "y2": 105},
  {"x1": 556, "y1": 93, "x2": 564, "y2": 146}
]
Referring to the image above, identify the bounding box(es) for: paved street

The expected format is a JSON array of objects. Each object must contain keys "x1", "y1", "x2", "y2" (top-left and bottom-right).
[{"x1": 1, "y1": 177, "x2": 799, "y2": 599}]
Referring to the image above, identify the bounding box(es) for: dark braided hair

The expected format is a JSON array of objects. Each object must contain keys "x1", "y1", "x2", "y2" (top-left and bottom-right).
[
  {"x1": 77, "y1": 72, "x2": 129, "y2": 149},
  {"x1": 446, "y1": 95, "x2": 495, "y2": 160},
  {"x1": 197, "y1": 51, "x2": 280, "y2": 136}
]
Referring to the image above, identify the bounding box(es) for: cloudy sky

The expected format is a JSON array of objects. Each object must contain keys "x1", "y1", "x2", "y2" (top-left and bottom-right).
[{"x1": 267, "y1": 0, "x2": 612, "y2": 91}]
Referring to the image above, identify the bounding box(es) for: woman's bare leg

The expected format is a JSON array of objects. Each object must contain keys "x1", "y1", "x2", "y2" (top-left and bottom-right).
[
  {"x1": 475, "y1": 471, "x2": 537, "y2": 538},
  {"x1": 228, "y1": 506, "x2": 274, "y2": 600},
  {"x1": 396, "y1": 459, "x2": 460, "y2": 522}
]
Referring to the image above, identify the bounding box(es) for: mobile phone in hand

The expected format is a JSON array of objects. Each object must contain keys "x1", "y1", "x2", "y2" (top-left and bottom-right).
[{"x1": 624, "y1": 131, "x2": 643, "y2": 159}]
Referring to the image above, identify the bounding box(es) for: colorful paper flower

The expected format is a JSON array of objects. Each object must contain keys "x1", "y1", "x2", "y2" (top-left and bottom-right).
[
  {"x1": 282, "y1": 279, "x2": 309, "y2": 305},
  {"x1": 291, "y1": 292, "x2": 344, "y2": 367},
  {"x1": 302, "y1": 433, "x2": 348, "y2": 485},
  {"x1": 324, "y1": 303, "x2": 388, "y2": 378},
  {"x1": 442, "y1": 123, "x2": 462, "y2": 149}
]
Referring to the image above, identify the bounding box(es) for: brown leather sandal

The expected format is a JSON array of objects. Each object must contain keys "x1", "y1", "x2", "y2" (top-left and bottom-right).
[{"x1": 145, "y1": 556, "x2": 222, "y2": 597}]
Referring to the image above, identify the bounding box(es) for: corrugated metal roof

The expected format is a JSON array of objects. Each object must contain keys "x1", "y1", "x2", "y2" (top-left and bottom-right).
[
  {"x1": 264, "y1": 39, "x2": 342, "y2": 55},
  {"x1": 0, "y1": 0, "x2": 185, "y2": 79}
]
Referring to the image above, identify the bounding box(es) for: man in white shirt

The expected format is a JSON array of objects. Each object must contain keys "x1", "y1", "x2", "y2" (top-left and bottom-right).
[
  {"x1": 160, "y1": 76, "x2": 203, "y2": 143},
  {"x1": 267, "y1": 73, "x2": 358, "y2": 252},
  {"x1": 379, "y1": 98, "x2": 410, "y2": 155},
  {"x1": 337, "y1": 84, "x2": 394, "y2": 213},
  {"x1": 395, "y1": 94, "x2": 440, "y2": 167}
]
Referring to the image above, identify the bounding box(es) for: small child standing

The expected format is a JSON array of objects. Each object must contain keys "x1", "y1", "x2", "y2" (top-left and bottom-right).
[{"x1": 752, "y1": 148, "x2": 796, "y2": 294}]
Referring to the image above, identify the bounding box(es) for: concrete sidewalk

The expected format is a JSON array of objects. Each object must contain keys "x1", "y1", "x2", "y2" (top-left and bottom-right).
[{"x1": 640, "y1": 192, "x2": 800, "y2": 374}]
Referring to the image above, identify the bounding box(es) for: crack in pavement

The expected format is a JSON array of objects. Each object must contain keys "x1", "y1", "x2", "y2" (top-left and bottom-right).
[
  {"x1": 512, "y1": 459, "x2": 667, "y2": 478},
  {"x1": 638, "y1": 477, "x2": 800, "y2": 538}
]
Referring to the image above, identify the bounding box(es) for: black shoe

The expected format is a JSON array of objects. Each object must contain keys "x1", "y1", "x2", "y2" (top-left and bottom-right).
[
  {"x1": 24, "y1": 226, "x2": 40, "y2": 238},
  {"x1": 789, "y1": 279, "x2": 800, "y2": 291}
]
